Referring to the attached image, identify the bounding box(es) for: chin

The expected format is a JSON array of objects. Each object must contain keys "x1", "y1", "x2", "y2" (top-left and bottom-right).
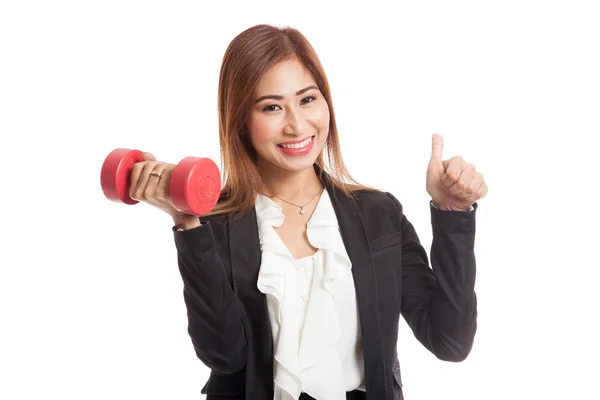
[
  {"x1": 274, "y1": 156, "x2": 317, "y2": 173},
  {"x1": 259, "y1": 149, "x2": 321, "y2": 174}
]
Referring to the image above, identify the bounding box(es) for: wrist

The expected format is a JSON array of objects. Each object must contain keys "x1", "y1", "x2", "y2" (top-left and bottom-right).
[
  {"x1": 172, "y1": 213, "x2": 200, "y2": 230},
  {"x1": 431, "y1": 199, "x2": 472, "y2": 212}
]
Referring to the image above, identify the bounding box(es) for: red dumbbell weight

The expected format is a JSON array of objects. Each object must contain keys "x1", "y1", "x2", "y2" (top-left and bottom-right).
[{"x1": 100, "y1": 148, "x2": 221, "y2": 216}]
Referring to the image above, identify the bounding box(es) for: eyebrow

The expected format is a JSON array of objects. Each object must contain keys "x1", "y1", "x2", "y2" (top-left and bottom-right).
[{"x1": 255, "y1": 85, "x2": 318, "y2": 103}]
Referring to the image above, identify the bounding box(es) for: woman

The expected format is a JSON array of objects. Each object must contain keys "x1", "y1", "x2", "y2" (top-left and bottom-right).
[{"x1": 128, "y1": 24, "x2": 488, "y2": 400}]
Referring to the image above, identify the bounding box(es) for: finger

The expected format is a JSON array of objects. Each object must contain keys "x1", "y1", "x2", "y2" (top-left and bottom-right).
[
  {"x1": 475, "y1": 180, "x2": 488, "y2": 200},
  {"x1": 430, "y1": 133, "x2": 444, "y2": 162},
  {"x1": 131, "y1": 161, "x2": 159, "y2": 201},
  {"x1": 145, "y1": 163, "x2": 170, "y2": 201},
  {"x1": 143, "y1": 152, "x2": 157, "y2": 161},
  {"x1": 155, "y1": 166, "x2": 178, "y2": 209},
  {"x1": 441, "y1": 156, "x2": 464, "y2": 189},
  {"x1": 448, "y1": 164, "x2": 475, "y2": 197},
  {"x1": 460, "y1": 171, "x2": 483, "y2": 200},
  {"x1": 129, "y1": 161, "x2": 146, "y2": 201}
]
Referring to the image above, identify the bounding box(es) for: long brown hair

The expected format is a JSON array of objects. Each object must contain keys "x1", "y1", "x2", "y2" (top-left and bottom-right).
[{"x1": 206, "y1": 24, "x2": 376, "y2": 217}]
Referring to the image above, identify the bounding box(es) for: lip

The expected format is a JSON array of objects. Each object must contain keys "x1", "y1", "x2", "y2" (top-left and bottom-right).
[
  {"x1": 277, "y1": 135, "x2": 315, "y2": 156},
  {"x1": 278, "y1": 136, "x2": 314, "y2": 145}
]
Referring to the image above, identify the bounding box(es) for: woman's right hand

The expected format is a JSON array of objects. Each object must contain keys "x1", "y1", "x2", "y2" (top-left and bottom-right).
[{"x1": 129, "y1": 152, "x2": 200, "y2": 229}]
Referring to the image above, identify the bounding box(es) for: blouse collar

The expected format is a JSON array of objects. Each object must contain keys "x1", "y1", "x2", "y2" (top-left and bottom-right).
[{"x1": 255, "y1": 188, "x2": 351, "y2": 272}]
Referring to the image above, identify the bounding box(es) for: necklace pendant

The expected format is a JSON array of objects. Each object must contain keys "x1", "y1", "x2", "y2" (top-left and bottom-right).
[{"x1": 299, "y1": 208, "x2": 305, "y2": 215}]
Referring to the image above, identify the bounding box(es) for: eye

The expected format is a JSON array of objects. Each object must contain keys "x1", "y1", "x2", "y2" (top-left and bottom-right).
[
  {"x1": 301, "y1": 95, "x2": 316, "y2": 105},
  {"x1": 262, "y1": 104, "x2": 281, "y2": 112}
]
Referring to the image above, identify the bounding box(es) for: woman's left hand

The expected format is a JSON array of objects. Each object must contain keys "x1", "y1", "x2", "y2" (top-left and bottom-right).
[{"x1": 426, "y1": 134, "x2": 488, "y2": 211}]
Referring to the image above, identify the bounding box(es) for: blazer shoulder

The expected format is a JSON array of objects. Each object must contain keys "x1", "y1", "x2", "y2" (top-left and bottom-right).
[
  {"x1": 352, "y1": 188, "x2": 404, "y2": 217},
  {"x1": 201, "y1": 193, "x2": 233, "y2": 226},
  {"x1": 349, "y1": 189, "x2": 406, "y2": 239},
  {"x1": 337, "y1": 189, "x2": 403, "y2": 245}
]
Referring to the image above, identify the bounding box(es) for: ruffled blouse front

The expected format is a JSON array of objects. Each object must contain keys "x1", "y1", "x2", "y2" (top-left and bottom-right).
[{"x1": 255, "y1": 190, "x2": 365, "y2": 400}]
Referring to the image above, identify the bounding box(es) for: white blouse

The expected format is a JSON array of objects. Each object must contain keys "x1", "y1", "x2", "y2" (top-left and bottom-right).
[{"x1": 254, "y1": 189, "x2": 366, "y2": 400}]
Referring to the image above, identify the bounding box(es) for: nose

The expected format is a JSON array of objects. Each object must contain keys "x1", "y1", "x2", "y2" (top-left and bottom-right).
[{"x1": 283, "y1": 106, "x2": 306, "y2": 135}]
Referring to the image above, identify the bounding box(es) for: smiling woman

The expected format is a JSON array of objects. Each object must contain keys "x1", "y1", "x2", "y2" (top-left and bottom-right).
[
  {"x1": 124, "y1": 23, "x2": 484, "y2": 400},
  {"x1": 209, "y1": 25, "x2": 375, "y2": 218}
]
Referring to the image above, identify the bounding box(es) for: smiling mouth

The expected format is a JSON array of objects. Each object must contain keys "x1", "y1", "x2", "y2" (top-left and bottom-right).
[{"x1": 277, "y1": 136, "x2": 314, "y2": 149}]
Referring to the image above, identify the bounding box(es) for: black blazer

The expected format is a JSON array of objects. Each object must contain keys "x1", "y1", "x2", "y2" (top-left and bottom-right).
[{"x1": 172, "y1": 170, "x2": 478, "y2": 400}]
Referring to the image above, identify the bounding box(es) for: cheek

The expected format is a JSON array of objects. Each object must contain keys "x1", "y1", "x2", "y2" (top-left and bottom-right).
[
  {"x1": 247, "y1": 116, "x2": 278, "y2": 145},
  {"x1": 314, "y1": 102, "x2": 330, "y2": 130},
  {"x1": 313, "y1": 103, "x2": 330, "y2": 138}
]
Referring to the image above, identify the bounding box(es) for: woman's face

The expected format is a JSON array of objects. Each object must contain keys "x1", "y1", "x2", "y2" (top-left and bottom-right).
[{"x1": 246, "y1": 57, "x2": 330, "y2": 174}]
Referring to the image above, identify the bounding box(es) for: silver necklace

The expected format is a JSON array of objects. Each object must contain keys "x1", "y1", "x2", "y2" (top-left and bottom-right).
[{"x1": 272, "y1": 187, "x2": 324, "y2": 215}]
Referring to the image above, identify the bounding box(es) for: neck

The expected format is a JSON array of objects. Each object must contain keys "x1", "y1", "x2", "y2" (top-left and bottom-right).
[{"x1": 258, "y1": 161, "x2": 323, "y2": 201}]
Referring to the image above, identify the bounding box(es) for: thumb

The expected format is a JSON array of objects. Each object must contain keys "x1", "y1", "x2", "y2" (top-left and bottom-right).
[
  {"x1": 430, "y1": 133, "x2": 444, "y2": 162},
  {"x1": 143, "y1": 152, "x2": 156, "y2": 161}
]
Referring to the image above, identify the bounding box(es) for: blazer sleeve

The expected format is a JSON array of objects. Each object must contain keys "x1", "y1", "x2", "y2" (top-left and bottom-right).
[
  {"x1": 172, "y1": 221, "x2": 247, "y2": 374},
  {"x1": 387, "y1": 193, "x2": 478, "y2": 362}
]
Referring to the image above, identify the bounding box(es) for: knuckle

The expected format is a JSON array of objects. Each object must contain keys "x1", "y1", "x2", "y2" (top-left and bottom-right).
[
  {"x1": 145, "y1": 162, "x2": 157, "y2": 172},
  {"x1": 154, "y1": 188, "x2": 165, "y2": 199},
  {"x1": 144, "y1": 187, "x2": 155, "y2": 199},
  {"x1": 132, "y1": 162, "x2": 145, "y2": 174}
]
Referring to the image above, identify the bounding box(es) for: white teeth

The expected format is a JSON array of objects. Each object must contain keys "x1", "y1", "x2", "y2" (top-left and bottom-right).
[{"x1": 280, "y1": 136, "x2": 312, "y2": 149}]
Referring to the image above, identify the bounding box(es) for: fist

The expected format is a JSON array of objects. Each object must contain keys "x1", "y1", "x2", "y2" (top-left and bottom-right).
[
  {"x1": 426, "y1": 134, "x2": 488, "y2": 211},
  {"x1": 129, "y1": 152, "x2": 182, "y2": 218}
]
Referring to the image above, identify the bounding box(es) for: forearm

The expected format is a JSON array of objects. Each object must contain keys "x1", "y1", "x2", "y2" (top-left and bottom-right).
[
  {"x1": 400, "y1": 200, "x2": 478, "y2": 362},
  {"x1": 173, "y1": 221, "x2": 247, "y2": 373},
  {"x1": 417, "y1": 218, "x2": 477, "y2": 361}
]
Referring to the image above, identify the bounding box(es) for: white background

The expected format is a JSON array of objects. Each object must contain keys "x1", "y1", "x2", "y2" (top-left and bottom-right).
[{"x1": 1, "y1": 1, "x2": 599, "y2": 399}]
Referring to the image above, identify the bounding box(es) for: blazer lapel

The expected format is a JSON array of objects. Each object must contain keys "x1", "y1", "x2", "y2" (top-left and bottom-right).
[
  {"x1": 228, "y1": 209, "x2": 274, "y2": 398},
  {"x1": 324, "y1": 176, "x2": 387, "y2": 399}
]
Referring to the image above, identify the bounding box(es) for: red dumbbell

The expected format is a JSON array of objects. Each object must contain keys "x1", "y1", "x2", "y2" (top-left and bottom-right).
[{"x1": 100, "y1": 148, "x2": 221, "y2": 216}]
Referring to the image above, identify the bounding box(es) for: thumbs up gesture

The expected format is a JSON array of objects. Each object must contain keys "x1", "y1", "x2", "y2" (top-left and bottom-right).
[{"x1": 426, "y1": 134, "x2": 488, "y2": 211}]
